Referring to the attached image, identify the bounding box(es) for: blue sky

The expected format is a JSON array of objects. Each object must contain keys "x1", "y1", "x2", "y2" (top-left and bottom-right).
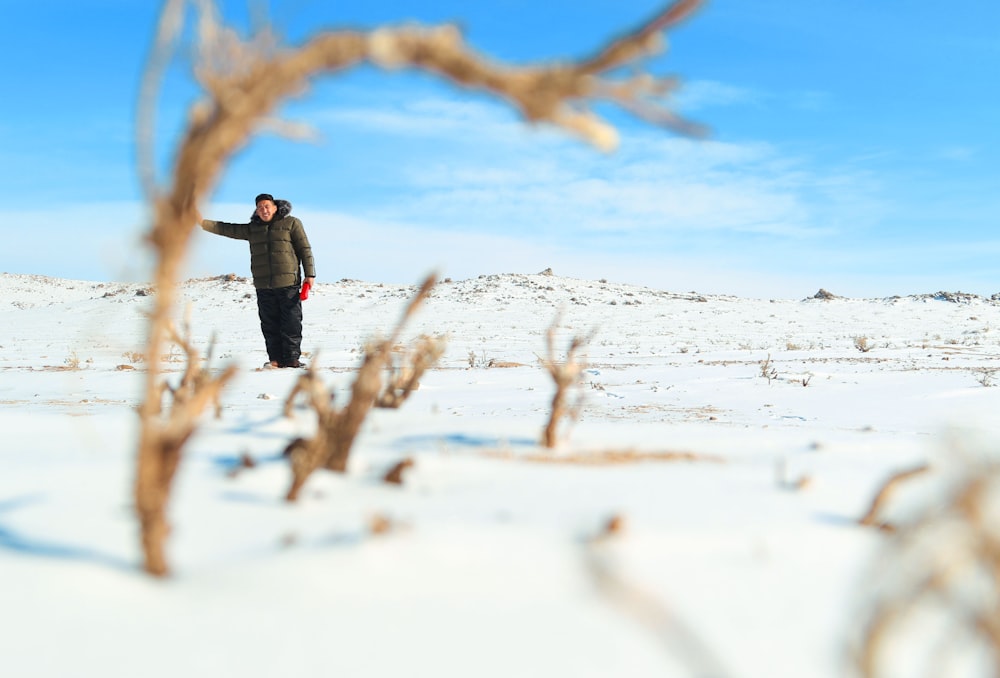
[{"x1": 4, "y1": 1, "x2": 999, "y2": 297}]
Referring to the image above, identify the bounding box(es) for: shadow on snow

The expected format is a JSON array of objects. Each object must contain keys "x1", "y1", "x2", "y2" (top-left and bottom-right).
[{"x1": 0, "y1": 494, "x2": 132, "y2": 570}]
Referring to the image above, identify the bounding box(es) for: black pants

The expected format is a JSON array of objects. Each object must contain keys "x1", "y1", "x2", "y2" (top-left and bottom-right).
[{"x1": 255, "y1": 286, "x2": 303, "y2": 365}]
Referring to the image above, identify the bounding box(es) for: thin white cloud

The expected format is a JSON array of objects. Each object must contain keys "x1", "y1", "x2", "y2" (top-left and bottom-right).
[
  {"x1": 287, "y1": 95, "x2": 885, "y2": 261},
  {"x1": 939, "y1": 145, "x2": 977, "y2": 161},
  {"x1": 328, "y1": 107, "x2": 868, "y2": 239},
  {"x1": 270, "y1": 92, "x2": 906, "y2": 295},
  {"x1": 672, "y1": 79, "x2": 761, "y2": 112},
  {"x1": 312, "y1": 96, "x2": 532, "y2": 141},
  {"x1": 670, "y1": 80, "x2": 831, "y2": 115}
]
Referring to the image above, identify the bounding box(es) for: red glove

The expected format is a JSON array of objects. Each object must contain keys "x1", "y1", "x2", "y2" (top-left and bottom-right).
[{"x1": 299, "y1": 281, "x2": 311, "y2": 300}]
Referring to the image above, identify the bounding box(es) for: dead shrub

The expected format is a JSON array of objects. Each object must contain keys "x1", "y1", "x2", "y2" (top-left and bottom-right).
[
  {"x1": 487, "y1": 359, "x2": 526, "y2": 368},
  {"x1": 383, "y1": 458, "x2": 415, "y2": 485},
  {"x1": 539, "y1": 316, "x2": 595, "y2": 448},
  {"x1": 858, "y1": 464, "x2": 931, "y2": 532},
  {"x1": 854, "y1": 459, "x2": 1000, "y2": 677},
  {"x1": 854, "y1": 336, "x2": 873, "y2": 353},
  {"x1": 375, "y1": 334, "x2": 447, "y2": 408},
  {"x1": 159, "y1": 314, "x2": 228, "y2": 419},
  {"x1": 284, "y1": 275, "x2": 436, "y2": 502},
  {"x1": 135, "y1": 317, "x2": 236, "y2": 576},
  {"x1": 586, "y1": 514, "x2": 731, "y2": 677},
  {"x1": 759, "y1": 353, "x2": 778, "y2": 383},
  {"x1": 123, "y1": 350, "x2": 144, "y2": 364},
  {"x1": 975, "y1": 367, "x2": 999, "y2": 388}
]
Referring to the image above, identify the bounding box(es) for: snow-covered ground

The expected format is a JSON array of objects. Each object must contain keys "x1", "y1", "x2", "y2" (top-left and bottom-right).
[{"x1": 3, "y1": 270, "x2": 1000, "y2": 677}]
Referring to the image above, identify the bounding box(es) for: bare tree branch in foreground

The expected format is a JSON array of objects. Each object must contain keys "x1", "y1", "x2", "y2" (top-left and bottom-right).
[
  {"x1": 135, "y1": 315, "x2": 237, "y2": 576},
  {"x1": 284, "y1": 275, "x2": 436, "y2": 502},
  {"x1": 586, "y1": 513, "x2": 732, "y2": 678},
  {"x1": 857, "y1": 464, "x2": 931, "y2": 532},
  {"x1": 854, "y1": 461, "x2": 1000, "y2": 678},
  {"x1": 134, "y1": 0, "x2": 705, "y2": 575}
]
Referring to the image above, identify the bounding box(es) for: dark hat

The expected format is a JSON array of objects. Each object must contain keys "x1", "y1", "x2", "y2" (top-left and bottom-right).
[{"x1": 255, "y1": 193, "x2": 275, "y2": 205}]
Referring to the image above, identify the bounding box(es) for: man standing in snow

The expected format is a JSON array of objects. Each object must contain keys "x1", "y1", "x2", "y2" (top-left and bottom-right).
[{"x1": 199, "y1": 193, "x2": 316, "y2": 368}]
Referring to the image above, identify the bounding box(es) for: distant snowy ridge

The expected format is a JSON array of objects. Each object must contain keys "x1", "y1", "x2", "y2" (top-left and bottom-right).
[{"x1": 2, "y1": 271, "x2": 998, "y2": 305}]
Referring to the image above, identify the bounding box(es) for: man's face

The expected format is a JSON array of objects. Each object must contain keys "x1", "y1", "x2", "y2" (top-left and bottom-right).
[{"x1": 256, "y1": 199, "x2": 277, "y2": 222}]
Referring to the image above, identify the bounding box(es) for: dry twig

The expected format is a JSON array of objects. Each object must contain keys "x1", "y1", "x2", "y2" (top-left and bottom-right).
[
  {"x1": 383, "y1": 458, "x2": 415, "y2": 485},
  {"x1": 375, "y1": 334, "x2": 447, "y2": 408},
  {"x1": 586, "y1": 514, "x2": 732, "y2": 677},
  {"x1": 540, "y1": 317, "x2": 594, "y2": 448},
  {"x1": 163, "y1": 311, "x2": 225, "y2": 418},
  {"x1": 759, "y1": 353, "x2": 778, "y2": 383},
  {"x1": 857, "y1": 464, "x2": 931, "y2": 531},
  {"x1": 854, "y1": 460, "x2": 1000, "y2": 677}
]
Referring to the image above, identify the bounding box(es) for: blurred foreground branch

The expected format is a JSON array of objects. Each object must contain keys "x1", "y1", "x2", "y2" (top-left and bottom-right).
[
  {"x1": 135, "y1": 316, "x2": 236, "y2": 576},
  {"x1": 855, "y1": 460, "x2": 1000, "y2": 677}
]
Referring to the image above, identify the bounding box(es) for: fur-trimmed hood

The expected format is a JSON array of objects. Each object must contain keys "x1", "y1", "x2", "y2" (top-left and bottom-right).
[{"x1": 250, "y1": 199, "x2": 292, "y2": 223}]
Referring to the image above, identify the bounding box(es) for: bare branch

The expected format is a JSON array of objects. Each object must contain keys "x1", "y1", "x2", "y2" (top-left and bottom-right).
[
  {"x1": 858, "y1": 465, "x2": 931, "y2": 531},
  {"x1": 375, "y1": 334, "x2": 447, "y2": 409},
  {"x1": 285, "y1": 275, "x2": 437, "y2": 501},
  {"x1": 540, "y1": 315, "x2": 595, "y2": 448},
  {"x1": 586, "y1": 510, "x2": 733, "y2": 678},
  {"x1": 581, "y1": 0, "x2": 705, "y2": 73},
  {"x1": 135, "y1": 0, "x2": 188, "y2": 200},
  {"x1": 135, "y1": 323, "x2": 236, "y2": 576},
  {"x1": 854, "y1": 462, "x2": 1000, "y2": 677}
]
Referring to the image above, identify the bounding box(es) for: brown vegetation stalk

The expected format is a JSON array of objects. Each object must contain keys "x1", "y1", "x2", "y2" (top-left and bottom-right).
[
  {"x1": 285, "y1": 276, "x2": 436, "y2": 501},
  {"x1": 586, "y1": 515, "x2": 732, "y2": 677},
  {"x1": 383, "y1": 458, "x2": 415, "y2": 485},
  {"x1": 135, "y1": 318, "x2": 236, "y2": 576},
  {"x1": 857, "y1": 464, "x2": 930, "y2": 531},
  {"x1": 540, "y1": 318, "x2": 594, "y2": 448},
  {"x1": 376, "y1": 334, "x2": 447, "y2": 408},
  {"x1": 855, "y1": 462, "x2": 1000, "y2": 677}
]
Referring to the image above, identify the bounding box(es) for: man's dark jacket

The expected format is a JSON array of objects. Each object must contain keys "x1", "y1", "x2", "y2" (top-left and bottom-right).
[{"x1": 201, "y1": 199, "x2": 316, "y2": 289}]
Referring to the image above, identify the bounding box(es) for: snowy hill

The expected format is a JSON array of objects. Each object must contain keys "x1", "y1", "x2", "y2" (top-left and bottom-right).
[{"x1": 2, "y1": 271, "x2": 1000, "y2": 677}]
